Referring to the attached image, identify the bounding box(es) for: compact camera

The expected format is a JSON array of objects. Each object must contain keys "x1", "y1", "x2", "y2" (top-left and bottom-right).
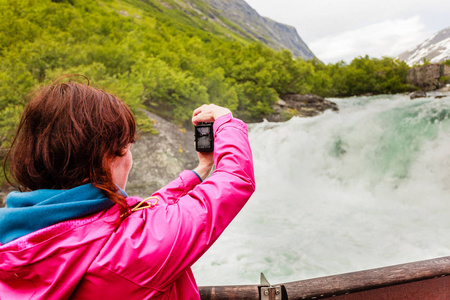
[{"x1": 195, "y1": 122, "x2": 214, "y2": 152}]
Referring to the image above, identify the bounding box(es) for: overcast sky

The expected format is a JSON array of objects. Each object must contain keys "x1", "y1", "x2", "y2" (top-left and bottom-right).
[{"x1": 244, "y1": 0, "x2": 450, "y2": 63}]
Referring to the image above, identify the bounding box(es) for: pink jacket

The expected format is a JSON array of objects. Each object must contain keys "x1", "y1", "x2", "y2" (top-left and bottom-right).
[{"x1": 0, "y1": 114, "x2": 255, "y2": 299}]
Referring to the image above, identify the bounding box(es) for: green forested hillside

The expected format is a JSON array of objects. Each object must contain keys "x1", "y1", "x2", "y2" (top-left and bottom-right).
[{"x1": 1, "y1": 0, "x2": 414, "y2": 183}]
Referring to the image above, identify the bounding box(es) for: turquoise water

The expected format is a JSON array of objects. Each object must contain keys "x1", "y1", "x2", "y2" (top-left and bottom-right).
[{"x1": 192, "y1": 93, "x2": 450, "y2": 285}]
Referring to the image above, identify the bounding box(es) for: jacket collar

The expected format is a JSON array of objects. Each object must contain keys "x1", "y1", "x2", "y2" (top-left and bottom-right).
[{"x1": 0, "y1": 184, "x2": 117, "y2": 244}]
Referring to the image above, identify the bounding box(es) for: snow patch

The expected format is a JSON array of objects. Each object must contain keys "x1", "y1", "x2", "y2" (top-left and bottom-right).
[{"x1": 399, "y1": 27, "x2": 450, "y2": 66}]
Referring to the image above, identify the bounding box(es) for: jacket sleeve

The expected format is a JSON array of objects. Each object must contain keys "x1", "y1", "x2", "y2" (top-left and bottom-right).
[
  {"x1": 151, "y1": 170, "x2": 202, "y2": 205},
  {"x1": 154, "y1": 113, "x2": 255, "y2": 287},
  {"x1": 97, "y1": 114, "x2": 255, "y2": 291}
]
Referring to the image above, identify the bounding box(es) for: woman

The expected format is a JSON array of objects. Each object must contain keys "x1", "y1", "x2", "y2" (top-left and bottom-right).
[{"x1": 0, "y1": 77, "x2": 255, "y2": 299}]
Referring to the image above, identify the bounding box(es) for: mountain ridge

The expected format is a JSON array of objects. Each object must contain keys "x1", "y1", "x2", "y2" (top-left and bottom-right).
[
  {"x1": 165, "y1": 0, "x2": 315, "y2": 60},
  {"x1": 203, "y1": 0, "x2": 315, "y2": 59},
  {"x1": 398, "y1": 26, "x2": 450, "y2": 65}
]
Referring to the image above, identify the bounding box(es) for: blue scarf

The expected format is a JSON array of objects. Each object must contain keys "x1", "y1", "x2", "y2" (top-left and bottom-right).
[{"x1": 0, "y1": 184, "x2": 118, "y2": 245}]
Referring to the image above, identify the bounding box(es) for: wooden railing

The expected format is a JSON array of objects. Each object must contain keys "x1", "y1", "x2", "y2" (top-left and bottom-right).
[{"x1": 199, "y1": 256, "x2": 450, "y2": 299}]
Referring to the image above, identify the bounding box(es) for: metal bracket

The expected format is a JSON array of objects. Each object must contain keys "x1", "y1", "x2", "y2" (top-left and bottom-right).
[
  {"x1": 260, "y1": 273, "x2": 284, "y2": 300},
  {"x1": 261, "y1": 286, "x2": 282, "y2": 300}
]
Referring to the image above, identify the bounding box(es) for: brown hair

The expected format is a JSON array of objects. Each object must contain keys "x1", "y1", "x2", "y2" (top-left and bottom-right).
[{"x1": 5, "y1": 76, "x2": 136, "y2": 216}]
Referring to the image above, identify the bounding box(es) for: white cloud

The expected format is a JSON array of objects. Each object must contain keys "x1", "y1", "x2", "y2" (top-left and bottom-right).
[
  {"x1": 309, "y1": 16, "x2": 430, "y2": 63},
  {"x1": 244, "y1": 0, "x2": 450, "y2": 63}
]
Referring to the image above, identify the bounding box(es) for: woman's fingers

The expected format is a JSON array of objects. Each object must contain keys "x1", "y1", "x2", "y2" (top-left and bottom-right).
[
  {"x1": 192, "y1": 104, "x2": 209, "y2": 117},
  {"x1": 192, "y1": 104, "x2": 215, "y2": 125},
  {"x1": 192, "y1": 111, "x2": 214, "y2": 125},
  {"x1": 192, "y1": 104, "x2": 231, "y2": 125}
]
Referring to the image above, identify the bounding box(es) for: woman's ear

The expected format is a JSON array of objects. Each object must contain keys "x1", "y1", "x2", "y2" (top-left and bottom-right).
[{"x1": 110, "y1": 145, "x2": 133, "y2": 190}]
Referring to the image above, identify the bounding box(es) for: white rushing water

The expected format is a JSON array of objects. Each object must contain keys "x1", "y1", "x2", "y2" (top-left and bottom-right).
[{"x1": 192, "y1": 93, "x2": 450, "y2": 286}]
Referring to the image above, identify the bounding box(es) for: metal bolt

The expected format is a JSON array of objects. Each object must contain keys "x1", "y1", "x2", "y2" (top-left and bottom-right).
[
  {"x1": 264, "y1": 290, "x2": 269, "y2": 296},
  {"x1": 276, "y1": 290, "x2": 280, "y2": 295}
]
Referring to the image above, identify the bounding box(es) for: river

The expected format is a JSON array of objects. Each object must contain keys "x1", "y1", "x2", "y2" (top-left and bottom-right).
[{"x1": 192, "y1": 93, "x2": 450, "y2": 286}]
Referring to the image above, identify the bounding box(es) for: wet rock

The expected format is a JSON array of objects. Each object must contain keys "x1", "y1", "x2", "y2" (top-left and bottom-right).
[
  {"x1": 410, "y1": 90, "x2": 427, "y2": 99},
  {"x1": 267, "y1": 94, "x2": 338, "y2": 122},
  {"x1": 438, "y1": 85, "x2": 450, "y2": 92}
]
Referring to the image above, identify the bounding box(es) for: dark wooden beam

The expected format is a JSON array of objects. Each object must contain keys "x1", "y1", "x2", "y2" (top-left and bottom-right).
[{"x1": 199, "y1": 256, "x2": 450, "y2": 299}]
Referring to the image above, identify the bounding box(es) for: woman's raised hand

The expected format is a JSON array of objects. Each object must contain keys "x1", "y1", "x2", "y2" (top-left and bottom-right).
[
  {"x1": 192, "y1": 104, "x2": 231, "y2": 181},
  {"x1": 192, "y1": 104, "x2": 231, "y2": 126}
]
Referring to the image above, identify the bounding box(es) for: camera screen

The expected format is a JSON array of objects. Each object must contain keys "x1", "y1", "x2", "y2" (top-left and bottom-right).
[
  {"x1": 198, "y1": 136, "x2": 211, "y2": 148},
  {"x1": 195, "y1": 122, "x2": 214, "y2": 152},
  {"x1": 197, "y1": 127, "x2": 210, "y2": 135}
]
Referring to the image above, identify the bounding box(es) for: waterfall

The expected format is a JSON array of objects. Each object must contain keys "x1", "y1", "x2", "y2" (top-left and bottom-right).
[{"x1": 193, "y1": 94, "x2": 450, "y2": 285}]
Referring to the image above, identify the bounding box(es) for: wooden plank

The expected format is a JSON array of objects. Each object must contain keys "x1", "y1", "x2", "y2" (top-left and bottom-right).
[
  {"x1": 283, "y1": 256, "x2": 450, "y2": 299},
  {"x1": 331, "y1": 275, "x2": 450, "y2": 300},
  {"x1": 199, "y1": 285, "x2": 260, "y2": 300},
  {"x1": 198, "y1": 256, "x2": 450, "y2": 300}
]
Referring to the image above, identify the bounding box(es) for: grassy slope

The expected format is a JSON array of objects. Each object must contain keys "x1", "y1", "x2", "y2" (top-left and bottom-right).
[{"x1": 0, "y1": 0, "x2": 415, "y2": 186}]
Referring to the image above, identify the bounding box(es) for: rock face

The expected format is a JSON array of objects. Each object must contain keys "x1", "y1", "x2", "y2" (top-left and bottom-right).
[
  {"x1": 198, "y1": 0, "x2": 315, "y2": 59},
  {"x1": 267, "y1": 94, "x2": 338, "y2": 122},
  {"x1": 438, "y1": 85, "x2": 450, "y2": 92},
  {"x1": 407, "y1": 64, "x2": 450, "y2": 91},
  {"x1": 127, "y1": 110, "x2": 198, "y2": 197},
  {"x1": 0, "y1": 190, "x2": 8, "y2": 207}
]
